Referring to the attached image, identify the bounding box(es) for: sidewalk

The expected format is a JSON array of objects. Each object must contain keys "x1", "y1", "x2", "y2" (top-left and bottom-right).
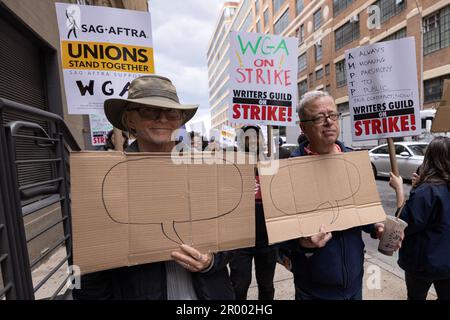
[{"x1": 247, "y1": 249, "x2": 437, "y2": 300}]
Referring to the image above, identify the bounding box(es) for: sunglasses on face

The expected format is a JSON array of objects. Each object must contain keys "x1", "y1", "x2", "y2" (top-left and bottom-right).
[{"x1": 128, "y1": 107, "x2": 184, "y2": 121}]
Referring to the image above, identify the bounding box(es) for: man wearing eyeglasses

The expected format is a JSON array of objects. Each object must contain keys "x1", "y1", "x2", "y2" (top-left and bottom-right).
[
  {"x1": 72, "y1": 75, "x2": 235, "y2": 300},
  {"x1": 285, "y1": 91, "x2": 384, "y2": 300}
]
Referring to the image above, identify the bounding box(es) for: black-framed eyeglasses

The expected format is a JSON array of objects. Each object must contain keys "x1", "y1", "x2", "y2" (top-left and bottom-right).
[
  {"x1": 128, "y1": 107, "x2": 184, "y2": 121},
  {"x1": 300, "y1": 112, "x2": 341, "y2": 125}
]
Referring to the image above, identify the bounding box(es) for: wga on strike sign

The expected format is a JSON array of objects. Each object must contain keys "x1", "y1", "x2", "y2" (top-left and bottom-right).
[
  {"x1": 228, "y1": 31, "x2": 298, "y2": 126},
  {"x1": 346, "y1": 38, "x2": 420, "y2": 141}
]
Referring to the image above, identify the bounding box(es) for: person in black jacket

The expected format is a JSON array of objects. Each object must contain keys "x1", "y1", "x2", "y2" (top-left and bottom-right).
[
  {"x1": 72, "y1": 75, "x2": 235, "y2": 300},
  {"x1": 228, "y1": 125, "x2": 278, "y2": 300},
  {"x1": 285, "y1": 91, "x2": 396, "y2": 300},
  {"x1": 389, "y1": 136, "x2": 450, "y2": 300}
]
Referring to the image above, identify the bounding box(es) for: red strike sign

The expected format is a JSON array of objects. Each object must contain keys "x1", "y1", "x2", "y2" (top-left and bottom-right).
[
  {"x1": 232, "y1": 104, "x2": 293, "y2": 122},
  {"x1": 354, "y1": 114, "x2": 416, "y2": 136},
  {"x1": 93, "y1": 136, "x2": 106, "y2": 144}
]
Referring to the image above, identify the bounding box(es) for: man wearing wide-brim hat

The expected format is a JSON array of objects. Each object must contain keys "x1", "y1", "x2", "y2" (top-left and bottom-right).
[{"x1": 72, "y1": 75, "x2": 235, "y2": 300}]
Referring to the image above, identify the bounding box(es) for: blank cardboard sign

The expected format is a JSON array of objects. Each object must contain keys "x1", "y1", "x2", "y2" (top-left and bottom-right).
[
  {"x1": 431, "y1": 79, "x2": 450, "y2": 133},
  {"x1": 70, "y1": 152, "x2": 255, "y2": 274},
  {"x1": 258, "y1": 151, "x2": 386, "y2": 243}
]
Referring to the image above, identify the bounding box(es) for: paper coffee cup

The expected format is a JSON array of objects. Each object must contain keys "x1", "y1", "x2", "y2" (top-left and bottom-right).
[{"x1": 378, "y1": 216, "x2": 408, "y2": 256}]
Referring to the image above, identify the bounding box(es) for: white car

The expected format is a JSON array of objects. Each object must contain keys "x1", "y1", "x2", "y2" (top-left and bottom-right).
[{"x1": 369, "y1": 142, "x2": 428, "y2": 180}]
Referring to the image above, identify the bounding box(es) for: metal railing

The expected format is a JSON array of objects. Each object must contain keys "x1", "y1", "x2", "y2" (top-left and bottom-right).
[{"x1": 0, "y1": 98, "x2": 80, "y2": 300}]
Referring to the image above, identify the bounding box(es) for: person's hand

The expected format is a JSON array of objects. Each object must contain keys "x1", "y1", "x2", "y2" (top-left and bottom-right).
[
  {"x1": 299, "y1": 224, "x2": 332, "y2": 248},
  {"x1": 171, "y1": 244, "x2": 213, "y2": 272},
  {"x1": 389, "y1": 172, "x2": 403, "y2": 191},
  {"x1": 394, "y1": 230, "x2": 405, "y2": 251},
  {"x1": 374, "y1": 222, "x2": 384, "y2": 239}
]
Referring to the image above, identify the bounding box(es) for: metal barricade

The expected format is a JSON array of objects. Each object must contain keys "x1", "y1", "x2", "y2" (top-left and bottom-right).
[{"x1": 0, "y1": 98, "x2": 80, "y2": 300}]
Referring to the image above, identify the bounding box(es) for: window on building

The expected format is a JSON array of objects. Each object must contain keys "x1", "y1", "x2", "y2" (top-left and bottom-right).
[
  {"x1": 298, "y1": 79, "x2": 308, "y2": 97},
  {"x1": 423, "y1": 5, "x2": 450, "y2": 55},
  {"x1": 315, "y1": 68, "x2": 323, "y2": 80},
  {"x1": 380, "y1": 27, "x2": 407, "y2": 42},
  {"x1": 335, "y1": 59, "x2": 347, "y2": 87},
  {"x1": 337, "y1": 102, "x2": 349, "y2": 113},
  {"x1": 274, "y1": 9, "x2": 289, "y2": 35},
  {"x1": 325, "y1": 84, "x2": 331, "y2": 93},
  {"x1": 264, "y1": 9, "x2": 269, "y2": 28},
  {"x1": 335, "y1": 20, "x2": 360, "y2": 50},
  {"x1": 297, "y1": 24, "x2": 305, "y2": 45},
  {"x1": 256, "y1": 20, "x2": 261, "y2": 33},
  {"x1": 314, "y1": 9, "x2": 322, "y2": 30},
  {"x1": 273, "y1": 0, "x2": 286, "y2": 13},
  {"x1": 298, "y1": 53, "x2": 307, "y2": 72},
  {"x1": 325, "y1": 64, "x2": 330, "y2": 76},
  {"x1": 296, "y1": 0, "x2": 304, "y2": 16},
  {"x1": 424, "y1": 74, "x2": 450, "y2": 102},
  {"x1": 372, "y1": 0, "x2": 406, "y2": 24},
  {"x1": 333, "y1": 0, "x2": 354, "y2": 17},
  {"x1": 315, "y1": 43, "x2": 323, "y2": 61},
  {"x1": 255, "y1": 0, "x2": 260, "y2": 15}
]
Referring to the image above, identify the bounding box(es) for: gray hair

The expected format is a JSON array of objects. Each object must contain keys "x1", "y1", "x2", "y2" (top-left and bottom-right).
[{"x1": 297, "y1": 90, "x2": 333, "y2": 121}]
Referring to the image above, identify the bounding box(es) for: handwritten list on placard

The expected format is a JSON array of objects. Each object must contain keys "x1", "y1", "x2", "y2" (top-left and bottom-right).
[{"x1": 345, "y1": 37, "x2": 421, "y2": 141}]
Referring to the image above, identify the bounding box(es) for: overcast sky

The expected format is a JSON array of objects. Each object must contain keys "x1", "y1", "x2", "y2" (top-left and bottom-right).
[{"x1": 149, "y1": 0, "x2": 231, "y2": 133}]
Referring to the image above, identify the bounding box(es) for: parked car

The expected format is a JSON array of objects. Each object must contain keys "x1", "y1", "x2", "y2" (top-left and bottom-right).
[
  {"x1": 369, "y1": 142, "x2": 428, "y2": 180},
  {"x1": 280, "y1": 143, "x2": 298, "y2": 155}
]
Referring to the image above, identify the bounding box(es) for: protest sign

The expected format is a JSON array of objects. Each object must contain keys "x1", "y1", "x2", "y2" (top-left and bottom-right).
[
  {"x1": 431, "y1": 79, "x2": 450, "y2": 133},
  {"x1": 89, "y1": 114, "x2": 113, "y2": 146},
  {"x1": 71, "y1": 151, "x2": 255, "y2": 274},
  {"x1": 346, "y1": 38, "x2": 420, "y2": 140},
  {"x1": 258, "y1": 151, "x2": 386, "y2": 242},
  {"x1": 55, "y1": 3, "x2": 154, "y2": 114},
  {"x1": 229, "y1": 31, "x2": 298, "y2": 126}
]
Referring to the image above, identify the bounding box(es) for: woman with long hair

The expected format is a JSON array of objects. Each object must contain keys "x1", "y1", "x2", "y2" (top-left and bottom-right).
[{"x1": 390, "y1": 136, "x2": 450, "y2": 300}]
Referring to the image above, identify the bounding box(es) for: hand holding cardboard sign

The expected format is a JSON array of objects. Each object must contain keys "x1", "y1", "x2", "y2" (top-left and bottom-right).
[
  {"x1": 299, "y1": 224, "x2": 332, "y2": 249},
  {"x1": 171, "y1": 244, "x2": 213, "y2": 272}
]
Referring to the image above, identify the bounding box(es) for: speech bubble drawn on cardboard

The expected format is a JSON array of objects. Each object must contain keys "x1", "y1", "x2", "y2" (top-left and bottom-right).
[
  {"x1": 70, "y1": 151, "x2": 255, "y2": 274},
  {"x1": 101, "y1": 156, "x2": 245, "y2": 245},
  {"x1": 258, "y1": 151, "x2": 386, "y2": 243},
  {"x1": 268, "y1": 157, "x2": 361, "y2": 226}
]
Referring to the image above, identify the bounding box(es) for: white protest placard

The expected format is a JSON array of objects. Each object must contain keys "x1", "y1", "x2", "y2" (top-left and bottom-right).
[
  {"x1": 220, "y1": 125, "x2": 236, "y2": 147},
  {"x1": 229, "y1": 31, "x2": 298, "y2": 126},
  {"x1": 89, "y1": 113, "x2": 113, "y2": 146},
  {"x1": 55, "y1": 3, "x2": 154, "y2": 114},
  {"x1": 346, "y1": 37, "x2": 420, "y2": 141}
]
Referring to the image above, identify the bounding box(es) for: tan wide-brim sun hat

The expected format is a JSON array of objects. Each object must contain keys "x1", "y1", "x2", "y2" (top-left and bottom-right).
[{"x1": 104, "y1": 74, "x2": 198, "y2": 132}]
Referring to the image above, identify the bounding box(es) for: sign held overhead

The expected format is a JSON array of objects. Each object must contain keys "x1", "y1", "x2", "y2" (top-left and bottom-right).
[
  {"x1": 345, "y1": 38, "x2": 421, "y2": 141},
  {"x1": 229, "y1": 32, "x2": 298, "y2": 126}
]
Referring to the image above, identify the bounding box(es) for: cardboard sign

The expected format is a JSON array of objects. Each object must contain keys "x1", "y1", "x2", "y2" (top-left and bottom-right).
[
  {"x1": 346, "y1": 38, "x2": 421, "y2": 140},
  {"x1": 258, "y1": 151, "x2": 386, "y2": 243},
  {"x1": 55, "y1": 3, "x2": 154, "y2": 114},
  {"x1": 70, "y1": 152, "x2": 255, "y2": 274},
  {"x1": 431, "y1": 79, "x2": 450, "y2": 133},
  {"x1": 228, "y1": 31, "x2": 298, "y2": 126},
  {"x1": 89, "y1": 113, "x2": 113, "y2": 146}
]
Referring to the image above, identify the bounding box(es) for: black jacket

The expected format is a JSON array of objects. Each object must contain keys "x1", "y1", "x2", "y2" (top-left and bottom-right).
[
  {"x1": 72, "y1": 252, "x2": 235, "y2": 300},
  {"x1": 399, "y1": 183, "x2": 450, "y2": 279}
]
